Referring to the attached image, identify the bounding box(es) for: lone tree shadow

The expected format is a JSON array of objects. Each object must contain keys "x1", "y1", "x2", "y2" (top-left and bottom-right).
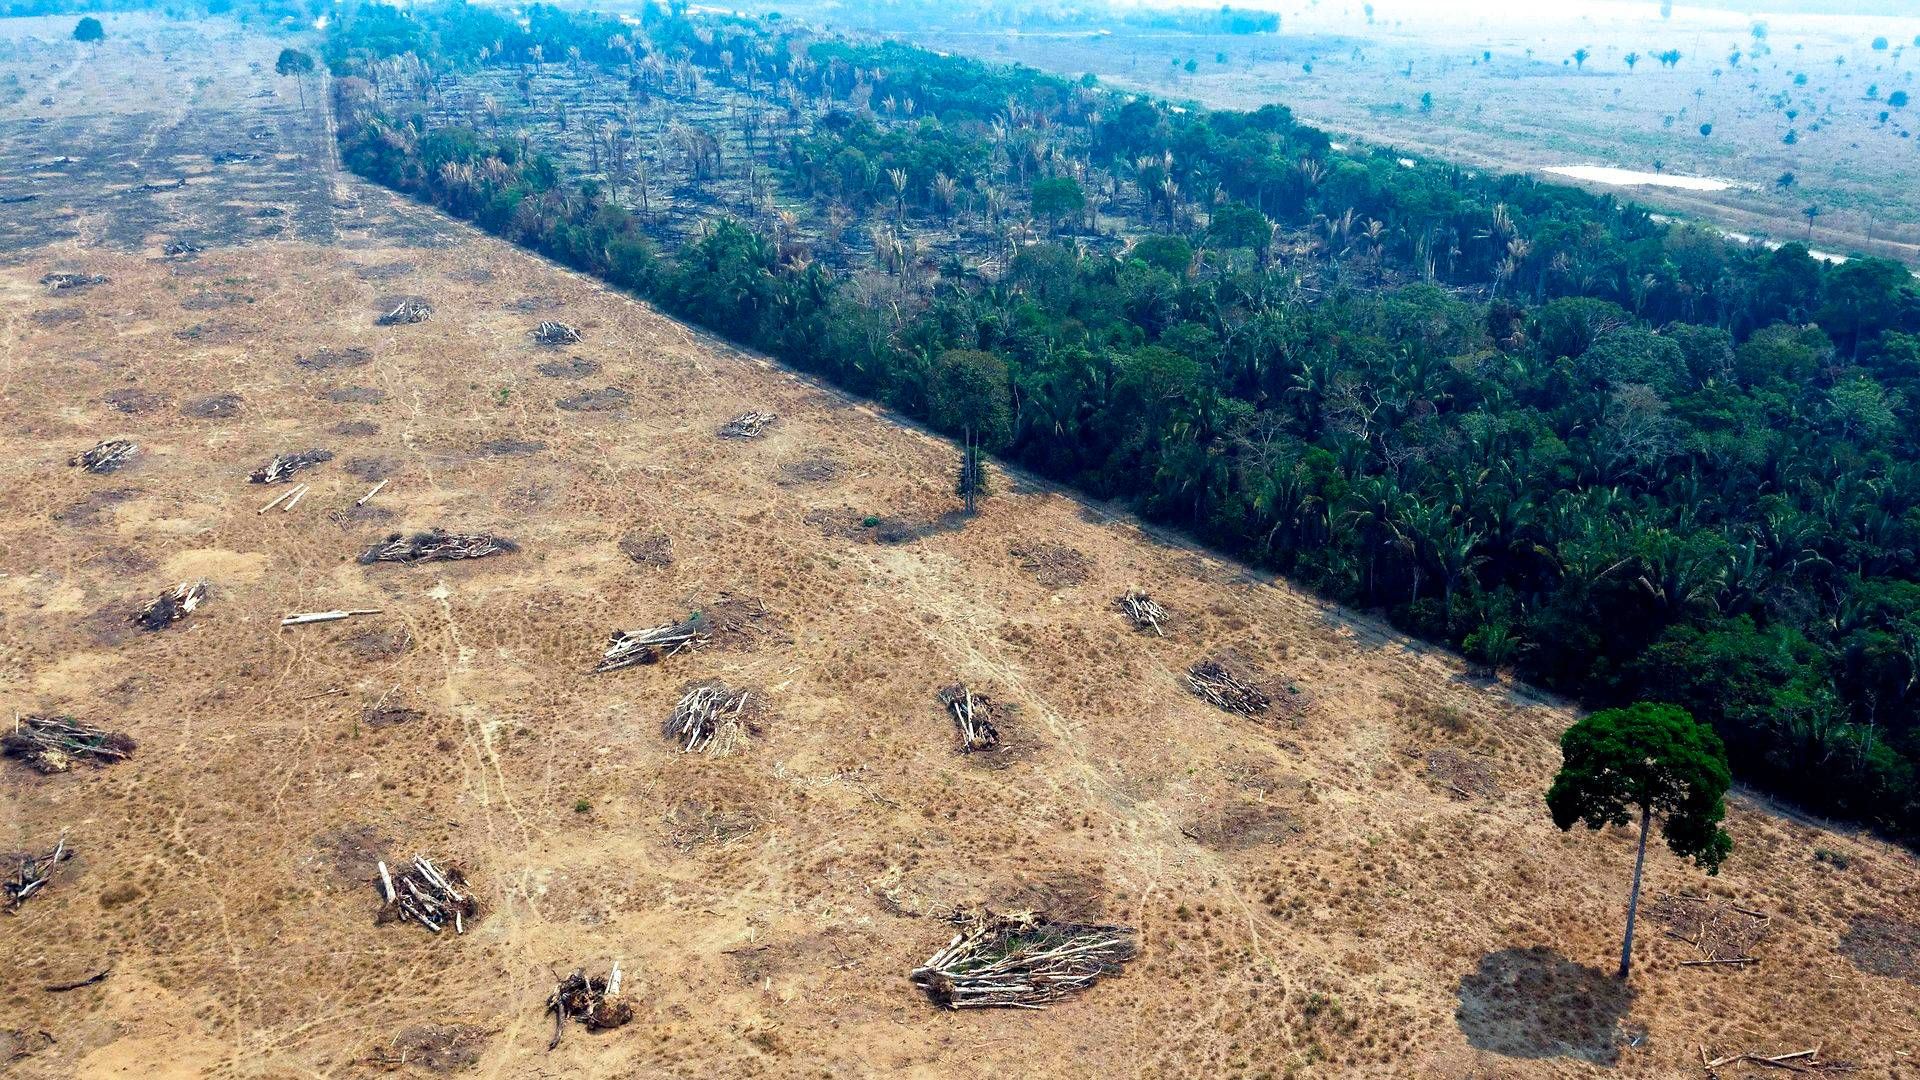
[{"x1": 1456, "y1": 947, "x2": 1636, "y2": 1065}]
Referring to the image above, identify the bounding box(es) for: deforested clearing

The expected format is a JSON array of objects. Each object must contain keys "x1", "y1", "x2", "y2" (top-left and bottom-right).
[{"x1": 0, "y1": 17, "x2": 1915, "y2": 1079}]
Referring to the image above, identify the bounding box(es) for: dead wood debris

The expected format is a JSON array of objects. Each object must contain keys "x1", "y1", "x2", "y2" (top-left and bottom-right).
[
  {"x1": 360, "y1": 530, "x2": 517, "y2": 565},
  {"x1": 776, "y1": 453, "x2": 845, "y2": 486},
  {"x1": 71, "y1": 439, "x2": 137, "y2": 475},
  {"x1": 1186, "y1": 660, "x2": 1270, "y2": 716},
  {"x1": 367, "y1": 1024, "x2": 487, "y2": 1072},
  {"x1": 5, "y1": 836, "x2": 73, "y2": 911},
  {"x1": 249, "y1": 448, "x2": 333, "y2": 484},
  {"x1": 910, "y1": 910, "x2": 1139, "y2": 1009},
  {"x1": 546, "y1": 966, "x2": 631, "y2": 1050},
  {"x1": 1652, "y1": 894, "x2": 1771, "y2": 965},
  {"x1": 43, "y1": 967, "x2": 111, "y2": 993},
  {"x1": 700, "y1": 593, "x2": 789, "y2": 650},
  {"x1": 719, "y1": 410, "x2": 777, "y2": 439},
  {"x1": 595, "y1": 616, "x2": 708, "y2": 672},
  {"x1": 1423, "y1": 747, "x2": 1502, "y2": 801},
  {"x1": 664, "y1": 682, "x2": 759, "y2": 756},
  {"x1": 131, "y1": 579, "x2": 208, "y2": 631},
  {"x1": 162, "y1": 240, "x2": 203, "y2": 258},
  {"x1": 937, "y1": 684, "x2": 1003, "y2": 753},
  {"x1": 375, "y1": 855, "x2": 477, "y2": 935},
  {"x1": 530, "y1": 320, "x2": 582, "y2": 346},
  {"x1": 4, "y1": 715, "x2": 135, "y2": 774},
  {"x1": 1010, "y1": 542, "x2": 1091, "y2": 588},
  {"x1": 618, "y1": 530, "x2": 673, "y2": 568},
  {"x1": 1699, "y1": 1045, "x2": 1856, "y2": 1075},
  {"x1": 41, "y1": 272, "x2": 106, "y2": 291},
  {"x1": 1117, "y1": 590, "x2": 1167, "y2": 636},
  {"x1": 375, "y1": 298, "x2": 433, "y2": 326}
]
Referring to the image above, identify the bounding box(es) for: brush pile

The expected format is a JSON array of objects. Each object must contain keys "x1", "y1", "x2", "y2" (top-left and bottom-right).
[
  {"x1": 1010, "y1": 542, "x2": 1091, "y2": 588},
  {"x1": 1424, "y1": 747, "x2": 1501, "y2": 801},
  {"x1": 3, "y1": 715, "x2": 135, "y2": 774},
  {"x1": 595, "y1": 616, "x2": 708, "y2": 672},
  {"x1": 249, "y1": 448, "x2": 333, "y2": 484},
  {"x1": 1117, "y1": 591, "x2": 1167, "y2": 636},
  {"x1": 910, "y1": 910, "x2": 1139, "y2": 1009},
  {"x1": 530, "y1": 320, "x2": 581, "y2": 346},
  {"x1": 937, "y1": 684, "x2": 1003, "y2": 752},
  {"x1": 718, "y1": 410, "x2": 777, "y2": 438},
  {"x1": 664, "y1": 682, "x2": 758, "y2": 756},
  {"x1": 41, "y1": 272, "x2": 106, "y2": 291},
  {"x1": 375, "y1": 298, "x2": 433, "y2": 325},
  {"x1": 547, "y1": 965, "x2": 631, "y2": 1049},
  {"x1": 375, "y1": 855, "x2": 477, "y2": 935},
  {"x1": 132, "y1": 579, "x2": 208, "y2": 631},
  {"x1": 4, "y1": 836, "x2": 73, "y2": 910},
  {"x1": 71, "y1": 439, "x2": 137, "y2": 475},
  {"x1": 1186, "y1": 660, "x2": 1270, "y2": 716},
  {"x1": 360, "y1": 530, "x2": 517, "y2": 565},
  {"x1": 1650, "y1": 894, "x2": 1771, "y2": 964}
]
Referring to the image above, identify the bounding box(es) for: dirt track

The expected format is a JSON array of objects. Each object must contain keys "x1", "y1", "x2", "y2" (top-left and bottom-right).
[{"x1": 1, "y1": 14, "x2": 1917, "y2": 1080}]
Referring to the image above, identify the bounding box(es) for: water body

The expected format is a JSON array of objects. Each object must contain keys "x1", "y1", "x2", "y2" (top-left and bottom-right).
[{"x1": 1544, "y1": 165, "x2": 1732, "y2": 192}]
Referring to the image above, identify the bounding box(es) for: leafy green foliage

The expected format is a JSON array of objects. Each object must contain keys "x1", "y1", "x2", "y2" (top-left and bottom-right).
[
  {"x1": 72, "y1": 15, "x2": 102, "y2": 41},
  {"x1": 1548, "y1": 703, "x2": 1733, "y2": 871}
]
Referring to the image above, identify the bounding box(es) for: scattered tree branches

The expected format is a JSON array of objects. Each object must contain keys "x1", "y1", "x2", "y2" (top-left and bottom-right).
[
  {"x1": 359, "y1": 530, "x2": 517, "y2": 564},
  {"x1": 910, "y1": 910, "x2": 1138, "y2": 1009},
  {"x1": 547, "y1": 965, "x2": 631, "y2": 1049},
  {"x1": 375, "y1": 298, "x2": 433, "y2": 325},
  {"x1": 249, "y1": 448, "x2": 333, "y2": 484},
  {"x1": 70, "y1": 439, "x2": 137, "y2": 474},
  {"x1": 664, "y1": 682, "x2": 758, "y2": 756},
  {"x1": 131, "y1": 579, "x2": 208, "y2": 631},
  {"x1": 530, "y1": 320, "x2": 581, "y2": 346},
  {"x1": 4, "y1": 836, "x2": 72, "y2": 911},
  {"x1": 1117, "y1": 590, "x2": 1166, "y2": 636},
  {"x1": 719, "y1": 410, "x2": 777, "y2": 438},
  {"x1": 938, "y1": 684, "x2": 1002, "y2": 752},
  {"x1": 40, "y1": 272, "x2": 106, "y2": 291},
  {"x1": 3, "y1": 715, "x2": 135, "y2": 774}
]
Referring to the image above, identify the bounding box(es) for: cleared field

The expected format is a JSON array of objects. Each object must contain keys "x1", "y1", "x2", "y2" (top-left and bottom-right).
[{"x1": 1, "y1": 13, "x2": 1917, "y2": 1080}]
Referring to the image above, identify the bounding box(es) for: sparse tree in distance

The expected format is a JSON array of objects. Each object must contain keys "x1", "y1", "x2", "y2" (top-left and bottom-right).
[
  {"x1": 276, "y1": 47, "x2": 315, "y2": 108},
  {"x1": 73, "y1": 16, "x2": 103, "y2": 43},
  {"x1": 1548, "y1": 703, "x2": 1732, "y2": 980},
  {"x1": 1804, "y1": 203, "x2": 1821, "y2": 237},
  {"x1": 1572, "y1": 47, "x2": 1590, "y2": 70},
  {"x1": 1624, "y1": 51, "x2": 1640, "y2": 71}
]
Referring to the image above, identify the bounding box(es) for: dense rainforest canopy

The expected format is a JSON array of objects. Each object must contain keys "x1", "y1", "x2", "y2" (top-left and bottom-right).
[{"x1": 324, "y1": 1, "x2": 1920, "y2": 838}]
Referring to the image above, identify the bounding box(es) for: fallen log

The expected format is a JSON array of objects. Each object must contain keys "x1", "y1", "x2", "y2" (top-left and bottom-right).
[
  {"x1": 595, "y1": 617, "x2": 708, "y2": 672},
  {"x1": 1116, "y1": 590, "x2": 1167, "y2": 636},
  {"x1": 249, "y1": 448, "x2": 332, "y2": 485},
  {"x1": 718, "y1": 410, "x2": 777, "y2": 439},
  {"x1": 937, "y1": 684, "x2": 1002, "y2": 752},
  {"x1": 280, "y1": 609, "x2": 383, "y2": 627},
  {"x1": 4, "y1": 835, "x2": 73, "y2": 910},
  {"x1": 375, "y1": 855, "x2": 477, "y2": 936},
  {"x1": 530, "y1": 320, "x2": 581, "y2": 346}
]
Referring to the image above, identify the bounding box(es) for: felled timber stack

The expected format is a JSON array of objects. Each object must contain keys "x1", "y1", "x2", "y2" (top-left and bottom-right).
[
  {"x1": 359, "y1": 530, "x2": 517, "y2": 565},
  {"x1": 4, "y1": 836, "x2": 73, "y2": 910},
  {"x1": 595, "y1": 616, "x2": 708, "y2": 672},
  {"x1": 40, "y1": 272, "x2": 107, "y2": 291},
  {"x1": 937, "y1": 684, "x2": 1001, "y2": 752},
  {"x1": 375, "y1": 298, "x2": 433, "y2": 325},
  {"x1": 664, "y1": 682, "x2": 756, "y2": 756},
  {"x1": 718, "y1": 410, "x2": 777, "y2": 439},
  {"x1": 375, "y1": 855, "x2": 478, "y2": 935},
  {"x1": 1117, "y1": 591, "x2": 1167, "y2": 636},
  {"x1": 546, "y1": 965, "x2": 632, "y2": 1049},
  {"x1": 70, "y1": 439, "x2": 138, "y2": 475},
  {"x1": 131, "y1": 579, "x2": 209, "y2": 631},
  {"x1": 3, "y1": 715, "x2": 135, "y2": 774},
  {"x1": 910, "y1": 910, "x2": 1139, "y2": 1009},
  {"x1": 1186, "y1": 660, "x2": 1270, "y2": 716},
  {"x1": 249, "y1": 448, "x2": 332, "y2": 484},
  {"x1": 530, "y1": 320, "x2": 582, "y2": 346}
]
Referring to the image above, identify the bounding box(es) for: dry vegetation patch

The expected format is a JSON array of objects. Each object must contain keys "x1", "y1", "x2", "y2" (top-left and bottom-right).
[
  {"x1": 1839, "y1": 915, "x2": 1920, "y2": 984},
  {"x1": 1010, "y1": 541, "x2": 1091, "y2": 588}
]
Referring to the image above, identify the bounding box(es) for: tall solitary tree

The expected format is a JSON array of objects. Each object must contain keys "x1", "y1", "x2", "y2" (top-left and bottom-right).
[
  {"x1": 276, "y1": 47, "x2": 316, "y2": 108},
  {"x1": 73, "y1": 16, "x2": 104, "y2": 43},
  {"x1": 926, "y1": 349, "x2": 1014, "y2": 514},
  {"x1": 1547, "y1": 702, "x2": 1732, "y2": 980}
]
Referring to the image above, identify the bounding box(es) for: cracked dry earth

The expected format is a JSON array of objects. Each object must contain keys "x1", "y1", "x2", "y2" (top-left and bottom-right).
[{"x1": 1, "y1": 14, "x2": 1918, "y2": 1080}]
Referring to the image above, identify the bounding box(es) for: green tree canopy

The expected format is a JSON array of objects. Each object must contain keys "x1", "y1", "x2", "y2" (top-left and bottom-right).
[
  {"x1": 1030, "y1": 176, "x2": 1085, "y2": 223},
  {"x1": 927, "y1": 349, "x2": 1014, "y2": 451},
  {"x1": 276, "y1": 47, "x2": 316, "y2": 76},
  {"x1": 73, "y1": 16, "x2": 104, "y2": 42}
]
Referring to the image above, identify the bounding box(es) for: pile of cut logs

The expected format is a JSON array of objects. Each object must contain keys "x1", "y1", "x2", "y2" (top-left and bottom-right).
[
  {"x1": 71, "y1": 439, "x2": 137, "y2": 475},
  {"x1": 376, "y1": 298, "x2": 433, "y2": 325},
  {"x1": 360, "y1": 530, "x2": 517, "y2": 564},
  {"x1": 910, "y1": 910, "x2": 1138, "y2": 1009},
  {"x1": 530, "y1": 320, "x2": 581, "y2": 346},
  {"x1": 1186, "y1": 660, "x2": 1270, "y2": 716},
  {"x1": 376, "y1": 855, "x2": 477, "y2": 935},
  {"x1": 1117, "y1": 591, "x2": 1167, "y2": 636},
  {"x1": 937, "y1": 684, "x2": 1001, "y2": 752},
  {"x1": 3, "y1": 715, "x2": 135, "y2": 773},
  {"x1": 547, "y1": 965, "x2": 632, "y2": 1049},
  {"x1": 718, "y1": 410, "x2": 777, "y2": 438},
  {"x1": 132, "y1": 580, "x2": 208, "y2": 631},
  {"x1": 249, "y1": 449, "x2": 332, "y2": 485},
  {"x1": 5, "y1": 836, "x2": 72, "y2": 910},
  {"x1": 664, "y1": 682, "x2": 755, "y2": 756},
  {"x1": 595, "y1": 616, "x2": 708, "y2": 672}
]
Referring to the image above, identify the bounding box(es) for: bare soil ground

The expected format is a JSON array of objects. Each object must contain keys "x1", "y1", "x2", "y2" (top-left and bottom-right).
[{"x1": 1, "y1": 14, "x2": 1917, "y2": 1080}]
